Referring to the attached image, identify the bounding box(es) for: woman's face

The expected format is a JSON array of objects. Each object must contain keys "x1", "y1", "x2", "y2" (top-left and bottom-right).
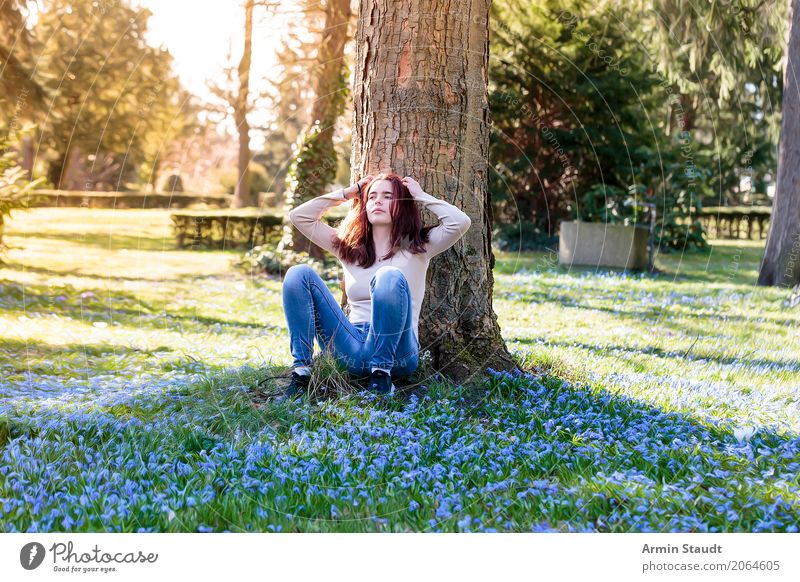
[{"x1": 365, "y1": 179, "x2": 394, "y2": 226}]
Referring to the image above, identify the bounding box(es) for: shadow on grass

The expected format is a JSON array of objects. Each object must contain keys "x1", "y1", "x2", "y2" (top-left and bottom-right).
[
  {"x1": 1, "y1": 262, "x2": 236, "y2": 284},
  {"x1": 493, "y1": 239, "x2": 768, "y2": 285},
  {"x1": 509, "y1": 336, "x2": 800, "y2": 372},
  {"x1": 177, "y1": 348, "x2": 457, "y2": 439},
  {"x1": 0, "y1": 338, "x2": 176, "y2": 379},
  {"x1": 497, "y1": 286, "x2": 796, "y2": 328},
  {"x1": 0, "y1": 279, "x2": 285, "y2": 335},
  {"x1": 0, "y1": 339, "x2": 172, "y2": 359},
  {"x1": 11, "y1": 232, "x2": 253, "y2": 256},
  {"x1": 21, "y1": 232, "x2": 176, "y2": 252},
  {"x1": 163, "y1": 356, "x2": 800, "y2": 529},
  {"x1": 493, "y1": 242, "x2": 765, "y2": 286}
]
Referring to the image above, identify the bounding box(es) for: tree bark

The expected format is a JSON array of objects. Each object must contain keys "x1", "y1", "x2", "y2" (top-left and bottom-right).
[
  {"x1": 759, "y1": 0, "x2": 800, "y2": 287},
  {"x1": 352, "y1": 0, "x2": 519, "y2": 383},
  {"x1": 281, "y1": 0, "x2": 352, "y2": 260},
  {"x1": 231, "y1": 0, "x2": 255, "y2": 208}
]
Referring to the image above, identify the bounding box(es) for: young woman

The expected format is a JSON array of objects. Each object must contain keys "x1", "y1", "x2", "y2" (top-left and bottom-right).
[{"x1": 281, "y1": 172, "x2": 471, "y2": 398}]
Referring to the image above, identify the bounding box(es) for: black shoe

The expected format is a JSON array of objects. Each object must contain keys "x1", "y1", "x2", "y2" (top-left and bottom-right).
[
  {"x1": 367, "y1": 369, "x2": 395, "y2": 396},
  {"x1": 281, "y1": 371, "x2": 310, "y2": 401}
]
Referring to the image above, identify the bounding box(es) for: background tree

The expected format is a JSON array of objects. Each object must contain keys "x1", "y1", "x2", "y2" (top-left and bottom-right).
[
  {"x1": 31, "y1": 0, "x2": 183, "y2": 190},
  {"x1": 2, "y1": 1, "x2": 45, "y2": 180},
  {"x1": 645, "y1": 0, "x2": 786, "y2": 207},
  {"x1": 1, "y1": 129, "x2": 44, "y2": 251},
  {"x1": 254, "y1": 1, "x2": 355, "y2": 199},
  {"x1": 251, "y1": 15, "x2": 318, "y2": 198},
  {"x1": 352, "y1": 0, "x2": 519, "y2": 381},
  {"x1": 278, "y1": 0, "x2": 352, "y2": 260},
  {"x1": 759, "y1": 0, "x2": 799, "y2": 287},
  {"x1": 137, "y1": 84, "x2": 202, "y2": 193},
  {"x1": 489, "y1": 0, "x2": 709, "y2": 252},
  {"x1": 0, "y1": 0, "x2": 45, "y2": 117},
  {"x1": 207, "y1": 1, "x2": 284, "y2": 207},
  {"x1": 232, "y1": 0, "x2": 255, "y2": 207}
]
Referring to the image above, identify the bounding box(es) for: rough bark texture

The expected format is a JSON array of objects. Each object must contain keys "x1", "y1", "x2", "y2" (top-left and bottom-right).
[
  {"x1": 231, "y1": 0, "x2": 255, "y2": 209},
  {"x1": 352, "y1": 0, "x2": 519, "y2": 383},
  {"x1": 281, "y1": 0, "x2": 352, "y2": 260},
  {"x1": 759, "y1": 0, "x2": 800, "y2": 287}
]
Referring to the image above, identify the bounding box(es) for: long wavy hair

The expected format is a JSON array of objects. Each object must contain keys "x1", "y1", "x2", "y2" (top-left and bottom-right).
[{"x1": 332, "y1": 172, "x2": 435, "y2": 268}]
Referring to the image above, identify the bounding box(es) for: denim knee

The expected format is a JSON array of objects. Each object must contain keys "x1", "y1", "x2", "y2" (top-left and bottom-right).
[
  {"x1": 370, "y1": 266, "x2": 407, "y2": 292},
  {"x1": 283, "y1": 263, "x2": 315, "y2": 288}
]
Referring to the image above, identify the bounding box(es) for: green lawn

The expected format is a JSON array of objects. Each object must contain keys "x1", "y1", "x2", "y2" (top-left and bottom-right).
[{"x1": 1, "y1": 208, "x2": 798, "y2": 532}]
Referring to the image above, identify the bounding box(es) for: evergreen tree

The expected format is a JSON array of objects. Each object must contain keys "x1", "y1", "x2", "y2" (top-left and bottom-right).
[
  {"x1": 490, "y1": 0, "x2": 709, "y2": 250},
  {"x1": 278, "y1": 0, "x2": 352, "y2": 259}
]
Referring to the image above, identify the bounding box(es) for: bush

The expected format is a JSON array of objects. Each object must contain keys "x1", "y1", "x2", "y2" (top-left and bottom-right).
[
  {"x1": 235, "y1": 245, "x2": 341, "y2": 281},
  {"x1": 1, "y1": 133, "x2": 45, "y2": 248},
  {"x1": 493, "y1": 222, "x2": 558, "y2": 252},
  {"x1": 576, "y1": 178, "x2": 708, "y2": 251}
]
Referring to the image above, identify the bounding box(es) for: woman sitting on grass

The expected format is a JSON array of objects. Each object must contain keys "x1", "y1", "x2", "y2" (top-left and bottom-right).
[{"x1": 281, "y1": 172, "x2": 471, "y2": 399}]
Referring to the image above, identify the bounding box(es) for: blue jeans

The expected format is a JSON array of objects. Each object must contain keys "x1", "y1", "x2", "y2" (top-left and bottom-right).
[{"x1": 282, "y1": 263, "x2": 420, "y2": 378}]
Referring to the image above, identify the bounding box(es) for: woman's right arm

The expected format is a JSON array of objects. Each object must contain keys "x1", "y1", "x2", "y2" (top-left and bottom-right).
[
  {"x1": 288, "y1": 189, "x2": 348, "y2": 256},
  {"x1": 287, "y1": 176, "x2": 372, "y2": 256}
]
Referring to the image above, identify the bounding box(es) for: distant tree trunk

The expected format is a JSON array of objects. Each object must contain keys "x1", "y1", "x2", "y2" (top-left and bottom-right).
[
  {"x1": 231, "y1": 0, "x2": 255, "y2": 208},
  {"x1": 48, "y1": 144, "x2": 84, "y2": 190},
  {"x1": 47, "y1": 148, "x2": 69, "y2": 190},
  {"x1": 149, "y1": 153, "x2": 160, "y2": 192},
  {"x1": 61, "y1": 146, "x2": 87, "y2": 191},
  {"x1": 759, "y1": 0, "x2": 800, "y2": 288},
  {"x1": 281, "y1": 0, "x2": 352, "y2": 260},
  {"x1": 352, "y1": 0, "x2": 519, "y2": 382},
  {"x1": 20, "y1": 135, "x2": 34, "y2": 180}
]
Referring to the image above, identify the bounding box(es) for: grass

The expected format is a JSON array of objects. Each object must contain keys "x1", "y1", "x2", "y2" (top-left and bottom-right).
[{"x1": 0, "y1": 207, "x2": 798, "y2": 532}]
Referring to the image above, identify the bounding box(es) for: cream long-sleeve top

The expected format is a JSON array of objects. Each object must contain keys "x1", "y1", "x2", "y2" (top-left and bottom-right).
[{"x1": 288, "y1": 188, "x2": 472, "y2": 340}]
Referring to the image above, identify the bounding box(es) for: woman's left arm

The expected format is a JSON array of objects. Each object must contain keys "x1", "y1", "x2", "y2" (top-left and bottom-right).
[{"x1": 412, "y1": 190, "x2": 472, "y2": 257}]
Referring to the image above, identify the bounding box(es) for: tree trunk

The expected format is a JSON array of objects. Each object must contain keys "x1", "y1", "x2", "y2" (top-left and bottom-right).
[
  {"x1": 47, "y1": 145, "x2": 84, "y2": 190},
  {"x1": 759, "y1": 0, "x2": 800, "y2": 287},
  {"x1": 352, "y1": 0, "x2": 519, "y2": 383},
  {"x1": 48, "y1": 147, "x2": 69, "y2": 190},
  {"x1": 281, "y1": 0, "x2": 352, "y2": 260},
  {"x1": 61, "y1": 145, "x2": 86, "y2": 191},
  {"x1": 231, "y1": 0, "x2": 255, "y2": 208},
  {"x1": 20, "y1": 135, "x2": 34, "y2": 180},
  {"x1": 148, "y1": 153, "x2": 161, "y2": 193}
]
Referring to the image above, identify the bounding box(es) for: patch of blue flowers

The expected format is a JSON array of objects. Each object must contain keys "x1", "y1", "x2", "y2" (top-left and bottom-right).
[{"x1": 1, "y1": 365, "x2": 798, "y2": 532}]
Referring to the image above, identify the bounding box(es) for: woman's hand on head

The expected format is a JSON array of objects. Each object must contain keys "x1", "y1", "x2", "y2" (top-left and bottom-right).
[
  {"x1": 344, "y1": 175, "x2": 374, "y2": 200},
  {"x1": 400, "y1": 176, "x2": 424, "y2": 198}
]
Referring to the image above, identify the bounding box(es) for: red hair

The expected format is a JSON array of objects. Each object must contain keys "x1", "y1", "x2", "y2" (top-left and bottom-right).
[{"x1": 332, "y1": 172, "x2": 435, "y2": 267}]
